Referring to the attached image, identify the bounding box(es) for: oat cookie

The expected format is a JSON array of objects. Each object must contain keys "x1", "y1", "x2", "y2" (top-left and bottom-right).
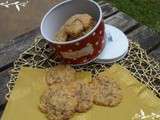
[
  {"x1": 39, "y1": 89, "x2": 51, "y2": 113},
  {"x1": 55, "y1": 14, "x2": 95, "y2": 42},
  {"x1": 65, "y1": 19, "x2": 84, "y2": 38},
  {"x1": 55, "y1": 26, "x2": 68, "y2": 42},
  {"x1": 70, "y1": 81, "x2": 93, "y2": 112},
  {"x1": 76, "y1": 14, "x2": 93, "y2": 29},
  {"x1": 64, "y1": 14, "x2": 93, "y2": 38},
  {"x1": 40, "y1": 84, "x2": 77, "y2": 120},
  {"x1": 46, "y1": 65, "x2": 76, "y2": 85},
  {"x1": 91, "y1": 75, "x2": 122, "y2": 107}
]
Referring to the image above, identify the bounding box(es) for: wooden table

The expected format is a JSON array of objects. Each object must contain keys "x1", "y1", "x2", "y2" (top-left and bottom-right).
[{"x1": 0, "y1": 0, "x2": 160, "y2": 117}]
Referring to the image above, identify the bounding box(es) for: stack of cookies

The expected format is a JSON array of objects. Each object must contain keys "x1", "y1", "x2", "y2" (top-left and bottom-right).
[{"x1": 55, "y1": 14, "x2": 96, "y2": 42}]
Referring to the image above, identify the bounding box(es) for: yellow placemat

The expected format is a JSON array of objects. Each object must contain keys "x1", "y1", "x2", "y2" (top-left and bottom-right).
[
  {"x1": 2, "y1": 65, "x2": 160, "y2": 120},
  {"x1": 1, "y1": 67, "x2": 48, "y2": 120}
]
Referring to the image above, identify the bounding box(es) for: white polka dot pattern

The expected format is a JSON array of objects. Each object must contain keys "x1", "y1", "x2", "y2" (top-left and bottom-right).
[
  {"x1": 96, "y1": 42, "x2": 99, "y2": 45},
  {"x1": 68, "y1": 49, "x2": 72, "y2": 52},
  {"x1": 93, "y1": 32, "x2": 96, "y2": 36},
  {"x1": 75, "y1": 42, "x2": 80, "y2": 46},
  {"x1": 99, "y1": 31, "x2": 102, "y2": 35}
]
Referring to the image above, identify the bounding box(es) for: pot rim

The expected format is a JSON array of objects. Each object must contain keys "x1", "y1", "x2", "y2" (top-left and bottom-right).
[{"x1": 41, "y1": 0, "x2": 103, "y2": 45}]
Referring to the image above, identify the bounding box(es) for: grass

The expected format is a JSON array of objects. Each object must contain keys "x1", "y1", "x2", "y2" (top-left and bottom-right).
[{"x1": 103, "y1": 0, "x2": 160, "y2": 32}]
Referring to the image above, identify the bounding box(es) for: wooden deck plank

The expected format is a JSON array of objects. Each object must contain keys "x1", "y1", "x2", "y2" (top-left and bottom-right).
[
  {"x1": 100, "y1": 3, "x2": 118, "y2": 18},
  {"x1": 0, "y1": 110, "x2": 3, "y2": 119},
  {"x1": 0, "y1": 68, "x2": 11, "y2": 106},
  {"x1": 104, "y1": 12, "x2": 138, "y2": 33},
  {"x1": 0, "y1": 104, "x2": 6, "y2": 118},
  {"x1": 0, "y1": 0, "x2": 60, "y2": 50},
  {"x1": 0, "y1": 28, "x2": 40, "y2": 70},
  {"x1": 128, "y1": 25, "x2": 160, "y2": 52},
  {"x1": 149, "y1": 46, "x2": 160, "y2": 62}
]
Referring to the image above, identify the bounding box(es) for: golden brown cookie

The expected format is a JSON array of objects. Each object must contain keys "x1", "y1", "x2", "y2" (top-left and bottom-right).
[
  {"x1": 47, "y1": 109, "x2": 69, "y2": 120},
  {"x1": 39, "y1": 90, "x2": 51, "y2": 113},
  {"x1": 77, "y1": 14, "x2": 93, "y2": 29},
  {"x1": 91, "y1": 75, "x2": 122, "y2": 107},
  {"x1": 40, "y1": 84, "x2": 77, "y2": 120},
  {"x1": 70, "y1": 81, "x2": 93, "y2": 112},
  {"x1": 46, "y1": 65, "x2": 76, "y2": 85},
  {"x1": 55, "y1": 14, "x2": 95, "y2": 42},
  {"x1": 64, "y1": 14, "x2": 93, "y2": 38},
  {"x1": 55, "y1": 26, "x2": 68, "y2": 42},
  {"x1": 65, "y1": 19, "x2": 84, "y2": 38}
]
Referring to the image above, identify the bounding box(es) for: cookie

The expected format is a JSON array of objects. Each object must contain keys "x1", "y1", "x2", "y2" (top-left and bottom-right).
[
  {"x1": 40, "y1": 84, "x2": 77, "y2": 120},
  {"x1": 65, "y1": 19, "x2": 84, "y2": 38},
  {"x1": 55, "y1": 26, "x2": 68, "y2": 42},
  {"x1": 39, "y1": 90, "x2": 51, "y2": 113},
  {"x1": 70, "y1": 81, "x2": 93, "y2": 112},
  {"x1": 91, "y1": 75, "x2": 122, "y2": 107},
  {"x1": 64, "y1": 14, "x2": 93, "y2": 38},
  {"x1": 55, "y1": 14, "x2": 95, "y2": 42},
  {"x1": 46, "y1": 65, "x2": 76, "y2": 85},
  {"x1": 47, "y1": 109, "x2": 69, "y2": 120},
  {"x1": 77, "y1": 14, "x2": 93, "y2": 29}
]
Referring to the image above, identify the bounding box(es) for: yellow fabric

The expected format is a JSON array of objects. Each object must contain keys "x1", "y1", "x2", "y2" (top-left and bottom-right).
[
  {"x1": 2, "y1": 65, "x2": 160, "y2": 120},
  {"x1": 1, "y1": 67, "x2": 48, "y2": 120},
  {"x1": 75, "y1": 71, "x2": 92, "y2": 83}
]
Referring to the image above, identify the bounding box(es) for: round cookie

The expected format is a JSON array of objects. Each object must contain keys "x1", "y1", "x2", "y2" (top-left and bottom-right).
[
  {"x1": 55, "y1": 26, "x2": 68, "y2": 42},
  {"x1": 39, "y1": 90, "x2": 51, "y2": 113},
  {"x1": 55, "y1": 14, "x2": 95, "y2": 42},
  {"x1": 70, "y1": 81, "x2": 93, "y2": 112},
  {"x1": 47, "y1": 109, "x2": 69, "y2": 120},
  {"x1": 46, "y1": 65, "x2": 76, "y2": 85},
  {"x1": 39, "y1": 84, "x2": 77, "y2": 120},
  {"x1": 91, "y1": 75, "x2": 122, "y2": 107}
]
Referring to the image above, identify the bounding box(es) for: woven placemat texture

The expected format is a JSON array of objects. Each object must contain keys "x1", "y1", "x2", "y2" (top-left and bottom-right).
[{"x1": 6, "y1": 36, "x2": 160, "y2": 99}]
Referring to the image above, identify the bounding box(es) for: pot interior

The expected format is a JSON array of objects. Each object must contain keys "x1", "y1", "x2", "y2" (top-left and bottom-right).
[{"x1": 41, "y1": 0, "x2": 101, "y2": 44}]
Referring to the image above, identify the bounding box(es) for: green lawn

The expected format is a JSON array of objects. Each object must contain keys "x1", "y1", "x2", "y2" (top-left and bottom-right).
[{"x1": 104, "y1": 0, "x2": 160, "y2": 32}]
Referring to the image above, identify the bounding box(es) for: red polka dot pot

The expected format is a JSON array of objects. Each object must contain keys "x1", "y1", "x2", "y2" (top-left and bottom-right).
[{"x1": 41, "y1": 0, "x2": 105, "y2": 65}]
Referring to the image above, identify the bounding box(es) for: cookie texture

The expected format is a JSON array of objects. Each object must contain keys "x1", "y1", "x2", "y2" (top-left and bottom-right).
[
  {"x1": 55, "y1": 14, "x2": 95, "y2": 42},
  {"x1": 41, "y1": 65, "x2": 122, "y2": 120},
  {"x1": 39, "y1": 84, "x2": 77, "y2": 120},
  {"x1": 64, "y1": 14, "x2": 93, "y2": 37},
  {"x1": 39, "y1": 89, "x2": 51, "y2": 113},
  {"x1": 46, "y1": 65, "x2": 76, "y2": 85},
  {"x1": 55, "y1": 26, "x2": 68, "y2": 42},
  {"x1": 91, "y1": 75, "x2": 122, "y2": 107},
  {"x1": 70, "y1": 81, "x2": 93, "y2": 112}
]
